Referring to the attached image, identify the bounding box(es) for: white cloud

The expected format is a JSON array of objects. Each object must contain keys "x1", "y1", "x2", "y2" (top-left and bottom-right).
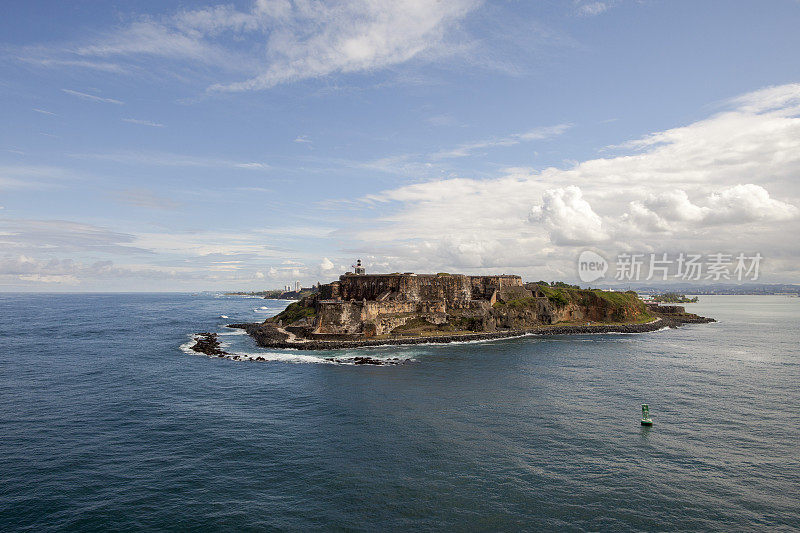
[
  {"x1": 728, "y1": 83, "x2": 800, "y2": 114},
  {"x1": 122, "y1": 118, "x2": 165, "y2": 127},
  {"x1": 0, "y1": 219, "x2": 147, "y2": 254},
  {"x1": 61, "y1": 89, "x2": 124, "y2": 104},
  {"x1": 0, "y1": 254, "x2": 195, "y2": 286},
  {"x1": 76, "y1": 20, "x2": 228, "y2": 63},
  {"x1": 341, "y1": 83, "x2": 800, "y2": 279},
  {"x1": 530, "y1": 186, "x2": 608, "y2": 245},
  {"x1": 20, "y1": 57, "x2": 127, "y2": 73},
  {"x1": 619, "y1": 185, "x2": 798, "y2": 232},
  {"x1": 638, "y1": 189, "x2": 705, "y2": 222},
  {"x1": 320, "y1": 257, "x2": 335, "y2": 271},
  {"x1": 704, "y1": 184, "x2": 799, "y2": 224},
  {"x1": 25, "y1": 0, "x2": 482, "y2": 94},
  {"x1": 575, "y1": 2, "x2": 610, "y2": 17},
  {"x1": 207, "y1": 0, "x2": 481, "y2": 92},
  {"x1": 432, "y1": 124, "x2": 570, "y2": 159},
  {"x1": 68, "y1": 150, "x2": 268, "y2": 169}
]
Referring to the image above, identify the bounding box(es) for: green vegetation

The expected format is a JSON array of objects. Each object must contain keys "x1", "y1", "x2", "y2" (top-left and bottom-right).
[
  {"x1": 537, "y1": 285, "x2": 570, "y2": 307},
  {"x1": 534, "y1": 284, "x2": 650, "y2": 321},
  {"x1": 653, "y1": 292, "x2": 699, "y2": 303},
  {"x1": 590, "y1": 289, "x2": 641, "y2": 306},
  {"x1": 273, "y1": 300, "x2": 316, "y2": 324},
  {"x1": 536, "y1": 281, "x2": 581, "y2": 289}
]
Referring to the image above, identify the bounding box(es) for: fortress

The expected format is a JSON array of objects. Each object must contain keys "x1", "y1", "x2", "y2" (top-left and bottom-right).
[
  {"x1": 223, "y1": 259, "x2": 713, "y2": 351},
  {"x1": 278, "y1": 260, "x2": 557, "y2": 339}
]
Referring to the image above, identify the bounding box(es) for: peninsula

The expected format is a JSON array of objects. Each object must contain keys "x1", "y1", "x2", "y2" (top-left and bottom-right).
[{"x1": 223, "y1": 263, "x2": 714, "y2": 351}]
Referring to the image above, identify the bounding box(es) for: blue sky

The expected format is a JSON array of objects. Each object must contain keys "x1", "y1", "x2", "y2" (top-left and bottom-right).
[{"x1": 2, "y1": 0, "x2": 800, "y2": 290}]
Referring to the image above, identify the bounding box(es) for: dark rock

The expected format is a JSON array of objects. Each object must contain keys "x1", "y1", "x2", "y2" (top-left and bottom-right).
[
  {"x1": 332, "y1": 356, "x2": 406, "y2": 365},
  {"x1": 189, "y1": 332, "x2": 229, "y2": 356}
]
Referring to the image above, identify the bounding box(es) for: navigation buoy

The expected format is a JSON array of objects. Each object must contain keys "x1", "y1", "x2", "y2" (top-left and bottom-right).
[{"x1": 641, "y1": 404, "x2": 653, "y2": 426}]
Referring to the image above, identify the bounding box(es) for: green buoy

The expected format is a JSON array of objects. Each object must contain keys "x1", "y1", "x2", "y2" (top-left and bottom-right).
[{"x1": 641, "y1": 404, "x2": 653, "y2": 426}]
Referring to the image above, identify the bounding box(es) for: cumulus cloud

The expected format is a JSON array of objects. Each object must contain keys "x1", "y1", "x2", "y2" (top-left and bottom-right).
[
  {"x1": 320, "y1": 257, "x2": 335, "y2": 271},
  {"x1": 637, "y1": 189, "x2": 705, "y2": 222},
  {"x1": 620, "y1": 185, "x2": 798, "y2": 230},
  {"x1": 529, "y1": 186, "x2": 608, "y2": 245},
  {"x1": 704, "y1": 184, "x2": 799, "y2": 224}
]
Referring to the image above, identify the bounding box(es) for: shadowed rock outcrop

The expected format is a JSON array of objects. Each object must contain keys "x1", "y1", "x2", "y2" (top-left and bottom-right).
[{"x1": 190, "y1": 332, "x2": 229, "y2": 356}]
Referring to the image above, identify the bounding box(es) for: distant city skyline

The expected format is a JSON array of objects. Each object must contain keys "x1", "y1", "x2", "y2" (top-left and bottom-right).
[{"x1": 2, "y1": 0, "x2": 800, "y2": 291}]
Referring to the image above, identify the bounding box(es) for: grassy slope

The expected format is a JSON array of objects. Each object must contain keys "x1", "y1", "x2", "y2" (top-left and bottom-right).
[
  {"x1": 499, "y1": 286, "x2": 652, "y2": 323},
  {"x1": 269, "y1": 300, "x2": 316, "y2": 324}
]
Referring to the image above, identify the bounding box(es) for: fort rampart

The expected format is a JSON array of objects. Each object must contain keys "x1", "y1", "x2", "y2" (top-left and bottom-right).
[{"x1": 312, "y1": 273, "x2": 532, "y2": 336}]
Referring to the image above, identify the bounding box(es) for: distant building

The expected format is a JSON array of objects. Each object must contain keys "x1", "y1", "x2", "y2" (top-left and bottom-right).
[{"x1": 295, "y1": 280, "x2": 301, "y2": 292}]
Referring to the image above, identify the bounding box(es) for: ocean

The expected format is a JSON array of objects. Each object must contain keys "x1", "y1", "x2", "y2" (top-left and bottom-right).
[{"x1": 1, "y1": 293, "x2": 798, "y2": 531}]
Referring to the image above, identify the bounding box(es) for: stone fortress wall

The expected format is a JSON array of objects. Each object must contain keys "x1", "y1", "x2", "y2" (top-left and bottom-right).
[{"x1": 312, "y1": 273, "x2": 544, "y2": 337}]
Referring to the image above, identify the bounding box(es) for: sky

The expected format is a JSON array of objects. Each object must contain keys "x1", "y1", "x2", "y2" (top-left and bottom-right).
[{"x1": 1, "y1": 0, "x2": 800, "y2": 291}]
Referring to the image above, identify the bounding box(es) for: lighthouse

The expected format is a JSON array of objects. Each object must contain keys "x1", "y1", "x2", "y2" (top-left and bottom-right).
[{"x1": 354, "y1": 259, "x2": 365, "y2": 275}]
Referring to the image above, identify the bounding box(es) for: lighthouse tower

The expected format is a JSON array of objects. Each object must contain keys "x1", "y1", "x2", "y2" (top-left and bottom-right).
[{"x1": 354, "y1": 259, "x2": 366, "y2": 275}]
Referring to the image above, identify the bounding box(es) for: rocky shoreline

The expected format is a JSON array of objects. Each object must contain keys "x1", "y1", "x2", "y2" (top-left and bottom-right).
[
  {"x1": 227, "y1": 313, "x2": 715, "y2": 351},
  {"x1": 189, "y1": 332, "x2": 229, "y2": 356}
]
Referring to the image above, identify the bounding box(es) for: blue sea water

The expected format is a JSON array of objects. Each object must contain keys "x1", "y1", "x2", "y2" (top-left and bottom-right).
[{"x1": 1, "y1": 293, "x2": 798, "y2": 531}]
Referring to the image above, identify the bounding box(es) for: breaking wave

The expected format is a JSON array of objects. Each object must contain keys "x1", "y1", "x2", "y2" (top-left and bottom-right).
[{"x1": 180, "y1": 332, "x2": 414, "y2": 365}]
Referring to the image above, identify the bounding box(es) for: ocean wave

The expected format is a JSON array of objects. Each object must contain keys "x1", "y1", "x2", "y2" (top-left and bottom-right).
[
  {"x1": 179, "y1": 332, "x2": 413, "y2": 365},
  {"x1": 226, "y1": 351, "x2": 336, "y2": 364},
  {"x1": 179, "y1": 334, "x2": 199, "y2": 354},
  {"x1": 219, "y1": 315, "x2": 228, "y2": 319}
]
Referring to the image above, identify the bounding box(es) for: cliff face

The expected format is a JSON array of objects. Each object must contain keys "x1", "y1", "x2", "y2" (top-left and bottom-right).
[
  {"x1": 268, "y1": 273, "x2": 652, "y2": 340},
  {"x1": 544, "y1": 288, "x2": 649, "y2": 323}
]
